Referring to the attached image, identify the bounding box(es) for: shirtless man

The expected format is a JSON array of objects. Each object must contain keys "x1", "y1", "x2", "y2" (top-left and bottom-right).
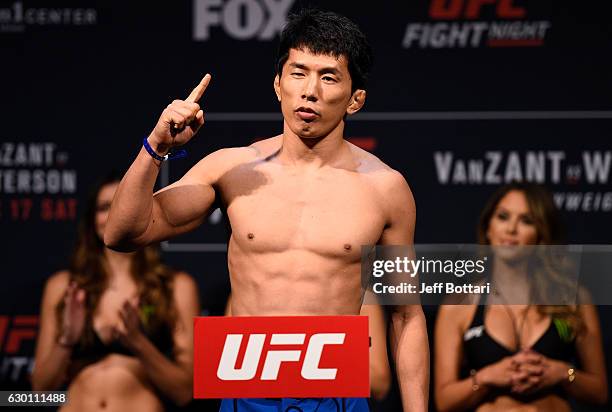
[{"x1": 105, "y1": 9, "x2": 428, "y2": 412}]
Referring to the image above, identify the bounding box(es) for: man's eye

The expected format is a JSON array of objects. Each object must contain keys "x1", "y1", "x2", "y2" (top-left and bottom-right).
[
  {"x1": 291, "y1": 72, "x2": 305, "y2": 77},
  {"x1": 322, "y1": 76, "x2": 337, "y2": 82}
]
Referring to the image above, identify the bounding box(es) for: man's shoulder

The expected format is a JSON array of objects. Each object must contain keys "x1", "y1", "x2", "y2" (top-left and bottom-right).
[
  {"x1": 206, "y1": 146, "x2": 258, "y2": 164},
  {"x1": 348, "y1": 142, "x2": 408, "y2": 190},
  {"x1": 185, "y1": 136, "x2": 281, "y2": 185},
  {"x1": 207, "y1": 135, "x2": 281, "y2": 164},
  {"x1": 248, "y1": 135, "x2": 282, "y2": 154},
  {"x1": 347, "y1": 143, "x2": 415, "y2": 215},
  {"x1": 189, "y1": 137, "x2": 276, "y2": 177}
]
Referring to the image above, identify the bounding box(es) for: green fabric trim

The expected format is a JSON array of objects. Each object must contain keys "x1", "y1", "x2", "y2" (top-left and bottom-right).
[{"x1": 553, "y1": 318, "x2": 573, "y2": 343}]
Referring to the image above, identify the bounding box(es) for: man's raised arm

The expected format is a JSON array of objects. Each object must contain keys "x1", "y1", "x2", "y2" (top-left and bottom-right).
[
  {"x1": 104, "y1": 75, "x2": 215, "y2": 251},
  {"x1": 379, "y1": 170, "x2": 429, "y2": 412}
]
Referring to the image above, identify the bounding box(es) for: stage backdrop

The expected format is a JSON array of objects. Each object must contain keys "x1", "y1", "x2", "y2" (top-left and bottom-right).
[{"x1": 1, "y1": 1, "x2": 611, "y2": 410}]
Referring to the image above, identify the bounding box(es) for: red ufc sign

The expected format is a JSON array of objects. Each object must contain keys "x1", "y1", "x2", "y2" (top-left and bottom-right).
[
  {"x1": 0, "y1": 316, "x2": 38, "y2": 354},
  {"x1": 194, "y1": 316, "x2": 369, "y2": 398},
  {"x1": 430, "y1": 0, "x2": 526, "y2": 19}
]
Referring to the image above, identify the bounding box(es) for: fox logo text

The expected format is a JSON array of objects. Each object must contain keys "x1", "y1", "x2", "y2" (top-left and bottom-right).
[{"x1": 193, "y1": 0, "x2": 294, "y2": 41}]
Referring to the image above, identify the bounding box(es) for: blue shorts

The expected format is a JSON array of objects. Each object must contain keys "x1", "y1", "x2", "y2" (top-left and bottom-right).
[{"x1": 219, "y1": 398, "x2": 370, "y2": 411}]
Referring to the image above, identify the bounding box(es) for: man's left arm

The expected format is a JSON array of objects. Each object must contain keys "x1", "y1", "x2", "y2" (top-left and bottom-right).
[{"x1": 378, "y1": 170, "x2": 429, "y2": 412}]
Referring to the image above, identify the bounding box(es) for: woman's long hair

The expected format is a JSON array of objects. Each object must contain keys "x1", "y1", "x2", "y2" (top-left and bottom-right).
[
  {"x1": 56, "y1": 171, "x2": 176, "y2": 348},
  {"x1": 477, "y1": 182, "x2": 583, "y2": 338}
]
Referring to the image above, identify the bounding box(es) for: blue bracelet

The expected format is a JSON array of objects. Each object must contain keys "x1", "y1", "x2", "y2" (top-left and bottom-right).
[{"x1": 142, "y1": 137, "x2": 187, "y2": 161}]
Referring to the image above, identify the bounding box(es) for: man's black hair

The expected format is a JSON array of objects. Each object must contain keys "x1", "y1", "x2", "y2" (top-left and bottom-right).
[{"x1": 276, "y1": 9, "x2": 373, "y2": 92}]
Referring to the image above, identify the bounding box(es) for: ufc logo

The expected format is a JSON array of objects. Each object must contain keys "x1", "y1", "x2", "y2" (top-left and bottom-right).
[
  {"x1": 217, "y1": 333, "x2": 345, "y2": 380},
  {"x1": 430, "y1": 0, "x2": 526, "y2": 20},
  {"x1": 0, "y1": 316, "x2": 38, "y2": 354},
  {"x1": 194, "y1": 316, "x2": 368, "y2": 398}
]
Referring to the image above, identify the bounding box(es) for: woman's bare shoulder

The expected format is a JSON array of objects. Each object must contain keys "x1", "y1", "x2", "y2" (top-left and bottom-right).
[
  {"x1": 41, "y1": 270, "x2": 71, "y2": 304},
  {"x1": 437, "y1": 303, "x2": 479, "y2": 333},
  {"x1": 46, "y1": 270, "x2": 71, "y2": 290}
]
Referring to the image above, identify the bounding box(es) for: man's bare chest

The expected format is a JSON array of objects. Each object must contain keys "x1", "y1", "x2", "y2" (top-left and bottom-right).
[{"x1": 219, "y1": 166, "x2": 386, "y2": 256}]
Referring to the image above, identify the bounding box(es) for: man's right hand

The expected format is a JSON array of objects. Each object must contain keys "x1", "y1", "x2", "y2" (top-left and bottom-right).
[{"x1": 148, "y1": 74, "x2": 211, "y2": 154}]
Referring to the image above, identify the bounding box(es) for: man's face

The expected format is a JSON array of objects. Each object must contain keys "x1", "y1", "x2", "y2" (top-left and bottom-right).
[{"x1": 274, "y1": 48, "x2": 365, "y2": 139}]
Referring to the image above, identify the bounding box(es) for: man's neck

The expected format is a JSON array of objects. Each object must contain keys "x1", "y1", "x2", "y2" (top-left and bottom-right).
[{"x1": 278, "y1": 121, "x2": 350, "y2": 169}]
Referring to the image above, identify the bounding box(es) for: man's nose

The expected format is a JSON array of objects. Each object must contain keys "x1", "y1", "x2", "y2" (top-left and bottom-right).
[{"x1": 301, "y1": 75, "x2": 319, "y2": 101}]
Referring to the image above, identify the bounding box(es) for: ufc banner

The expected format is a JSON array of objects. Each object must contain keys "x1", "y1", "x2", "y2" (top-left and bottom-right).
[{"x1": 194, "y1": 316, "x2": 369, "y2": 398}]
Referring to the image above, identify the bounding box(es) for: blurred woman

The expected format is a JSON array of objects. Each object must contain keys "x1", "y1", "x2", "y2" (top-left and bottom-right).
[
  {"x1": 32, "y1": 172, "x2": 200, "y2": 411},
  {"x1": 434, "y1": 182, "x2": 607, "y2": 411}
]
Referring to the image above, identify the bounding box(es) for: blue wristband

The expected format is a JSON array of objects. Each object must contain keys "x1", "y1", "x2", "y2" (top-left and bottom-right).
[{"x1": 142, "y1": 137, "x2": 187, "y2": 161}]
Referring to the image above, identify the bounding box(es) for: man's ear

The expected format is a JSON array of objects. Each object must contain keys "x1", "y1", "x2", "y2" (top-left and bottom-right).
[
  {"x1": 274, "y1": 74, "x2": 281, "y2": 102},
  {"x1": 346, "y1": 89, "x2": 366, "y2": 115}
]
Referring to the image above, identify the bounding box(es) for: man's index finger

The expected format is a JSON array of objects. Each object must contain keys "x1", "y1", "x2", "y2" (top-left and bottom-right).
[{"x1": 186, "y1": 73, "x2": 211, "y2": 103}]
